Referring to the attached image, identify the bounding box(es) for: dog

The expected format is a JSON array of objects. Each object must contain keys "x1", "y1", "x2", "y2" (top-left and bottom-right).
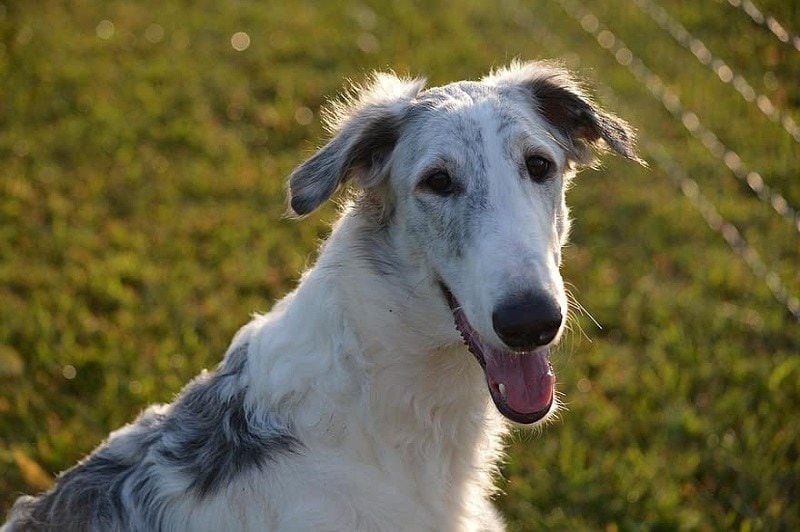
[{"x1": 3, "y1": 61, "x2": 639, "y2": 531}]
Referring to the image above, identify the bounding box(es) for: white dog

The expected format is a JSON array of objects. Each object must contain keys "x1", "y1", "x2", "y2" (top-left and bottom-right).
[{"x1": 4, "y1": 61, "x2": 639, "y2": 531}]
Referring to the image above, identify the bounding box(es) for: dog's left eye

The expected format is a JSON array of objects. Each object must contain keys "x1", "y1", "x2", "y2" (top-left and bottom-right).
[
  {"x1": 422, "y1": 171, "x2": 455, "y2": 195},
  {"x1": 525, "y1": 156, "x2": 552, "y2": 183}
]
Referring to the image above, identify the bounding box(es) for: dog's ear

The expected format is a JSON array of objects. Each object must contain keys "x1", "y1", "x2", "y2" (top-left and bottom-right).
[
  {"x1": 288, "y1": 74, "x2": 426, "y2": 216},
  {"x1": 486, "y1": 61, "x2": 644, "y2": 166}
]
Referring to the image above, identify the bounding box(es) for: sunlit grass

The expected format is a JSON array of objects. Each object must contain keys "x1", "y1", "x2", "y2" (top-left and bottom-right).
[{"x1": 1, "y1": 0, "x2": 798, "y2": 529}]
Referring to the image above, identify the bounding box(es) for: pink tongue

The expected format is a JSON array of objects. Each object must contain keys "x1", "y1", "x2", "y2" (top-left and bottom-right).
[
  {"x1": 444, "y1": 289, "x2": 555, "y2": 416},
  {"x1": 485, "y1": 347, "x2": 554, "y2": 414}
]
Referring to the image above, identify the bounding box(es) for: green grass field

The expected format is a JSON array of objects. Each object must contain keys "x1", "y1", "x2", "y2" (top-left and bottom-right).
[{"x1": 1, "y1": 0, "x2": 798, "y2": 529}]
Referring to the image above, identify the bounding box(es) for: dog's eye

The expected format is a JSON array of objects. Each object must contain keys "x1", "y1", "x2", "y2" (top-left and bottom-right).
[
  {"x1": 423, "y1": 171, "x2": 454, "y2": 195},
  {"x1": 525, "y1": 156, "x2": 552, "y2": 183}
]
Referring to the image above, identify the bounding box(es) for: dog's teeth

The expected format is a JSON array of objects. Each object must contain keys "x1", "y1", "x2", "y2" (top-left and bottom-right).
[{"x1": 498, "y1": 383, "x2": 507, "y2": 400}]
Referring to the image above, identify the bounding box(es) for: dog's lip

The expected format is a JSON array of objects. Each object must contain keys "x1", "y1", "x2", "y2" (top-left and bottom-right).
[{"x1": 438, "y1": 282, "x2": 555, "y2": 424}]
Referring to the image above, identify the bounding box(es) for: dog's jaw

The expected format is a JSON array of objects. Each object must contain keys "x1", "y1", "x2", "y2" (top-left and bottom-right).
[{"x1": 439, "y1": 283, "x2": 556, "y2": 425}]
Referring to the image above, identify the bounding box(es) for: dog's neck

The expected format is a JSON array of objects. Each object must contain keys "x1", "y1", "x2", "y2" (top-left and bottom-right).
[
  {"x1": 311, "y1": 207, "x2": 504, "y2": 432},
  {"x1": 244, "y1": 207, "x2": 508, "y2": 513}
]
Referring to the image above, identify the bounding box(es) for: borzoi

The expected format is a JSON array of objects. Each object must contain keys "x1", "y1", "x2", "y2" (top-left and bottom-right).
[{"x1": 3, "y1": 61, "x2": 640, "y2": 531}]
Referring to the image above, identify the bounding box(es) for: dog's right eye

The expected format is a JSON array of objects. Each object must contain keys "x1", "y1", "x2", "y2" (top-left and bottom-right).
[
  {"x1": 423, "y1": 171, "x2": 455, "y2": 195},
  {"x1": 525, "y1": 156, "x2": 552, "y2": 183}
]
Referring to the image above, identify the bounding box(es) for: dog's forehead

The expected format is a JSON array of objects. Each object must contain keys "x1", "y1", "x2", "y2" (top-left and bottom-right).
[
  {"x1": 416, "y1": 80, "x2": 492, "y2": 106},
  {"x1": 413, "y1": 81, "x2": 510, "y2": 125},
  {"x1": 405, "y1": 82, "x2": 521, "y2": 148},
  {"x1": 401, "y1": 80, "x2": 556, "y2": 167}
]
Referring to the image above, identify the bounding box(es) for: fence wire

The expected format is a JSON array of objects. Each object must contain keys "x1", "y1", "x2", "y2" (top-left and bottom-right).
[
  {"x1": 727, "y1": 0, "x2": 800, "y2": 52},
  {"x1": 503, "y1": 0, "x2": 800, "y2": 322},
  {"x1": 633, "y1": 0, "x2": 800, "y2": 143},
  {"x1": 554, "y1": 0, "x2": 800, "y2": 234}
]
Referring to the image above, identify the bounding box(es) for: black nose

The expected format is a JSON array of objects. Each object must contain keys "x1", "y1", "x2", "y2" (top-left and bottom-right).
[{"x1": 492, "y1": 292, "x2": 562, "y2": 350}]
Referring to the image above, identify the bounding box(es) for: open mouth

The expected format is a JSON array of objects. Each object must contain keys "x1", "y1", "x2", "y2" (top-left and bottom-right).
[{"x1": 440, "y1": 284, "x2": 555, "y2": 424}]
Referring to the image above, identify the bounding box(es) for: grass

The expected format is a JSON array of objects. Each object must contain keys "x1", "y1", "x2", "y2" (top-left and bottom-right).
[{"x1": 1, "y1": 0, "x2": 798, "y2": 529}]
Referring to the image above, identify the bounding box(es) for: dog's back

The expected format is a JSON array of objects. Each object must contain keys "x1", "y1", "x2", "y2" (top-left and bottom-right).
[{"x1": 4, "y1": 342, "x2": 298, "y2": 531}]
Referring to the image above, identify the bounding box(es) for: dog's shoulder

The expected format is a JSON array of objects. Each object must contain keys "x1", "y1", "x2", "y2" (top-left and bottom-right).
[{"x1": 3, "y1": 339, "x2": 299, "y2": 531}]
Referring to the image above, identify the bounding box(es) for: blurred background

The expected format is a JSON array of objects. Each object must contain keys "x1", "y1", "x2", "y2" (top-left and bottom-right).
[{"x1": 1, "y1": 0, "x2": 798, "y2": 529}]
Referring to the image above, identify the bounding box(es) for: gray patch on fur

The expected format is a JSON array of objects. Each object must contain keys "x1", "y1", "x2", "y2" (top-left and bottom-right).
[
  {"x1": 159, "y1": 343, "x2": 298, "y2": 498},
  {"x1": 4, "y1": 343, "x2": 298, "y2": 531},
  {"x1": 401, "y1": 89, "x2": 504, "y2": 259},
  {"x1": 350, "y1": 221, "x2": 403, "y2": 278},
  {"x1": 4, "y1": 409, "x2": 166, "y2": 531}
]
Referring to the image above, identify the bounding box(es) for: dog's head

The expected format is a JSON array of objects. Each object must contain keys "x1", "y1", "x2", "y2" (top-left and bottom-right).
[{"x1": 289, "y1": 61, "x2": 641, "y2": 424}]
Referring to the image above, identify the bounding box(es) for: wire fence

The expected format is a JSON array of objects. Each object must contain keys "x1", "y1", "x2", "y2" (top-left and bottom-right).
[
  {"x1": 555, "y1": 0, "x2": 800, "y2": 234},
  {"x1": 503, "y1": 0, "x2": 800, "y2": 322},
  {"x1": 633, "y1": 0, "x2": 800, "y2": 143},
  {"x1": 727, "y1": 0, "x2": 800, "y2": 52}
]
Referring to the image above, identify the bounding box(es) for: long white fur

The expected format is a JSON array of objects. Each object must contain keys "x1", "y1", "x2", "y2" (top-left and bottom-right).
[{"x1": 3, "y1": 61, "x2": 638, "y2": 532}]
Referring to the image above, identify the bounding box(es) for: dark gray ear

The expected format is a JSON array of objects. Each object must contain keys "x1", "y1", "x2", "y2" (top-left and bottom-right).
[
  {"x1": 487, "y1": 61, "x2": 643, "y2": 166},
  {"x1": 288, "y1": 74, "x2": 425, "y2": 216}
]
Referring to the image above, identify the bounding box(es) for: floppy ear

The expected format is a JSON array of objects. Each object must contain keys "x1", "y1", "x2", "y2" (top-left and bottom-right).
[
  {"x1": 288, "y1": 74, "x2": 425, "y2": 216},
  {"x1": 486, "y1": 61, "x2": 643, "y2": 166}
]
